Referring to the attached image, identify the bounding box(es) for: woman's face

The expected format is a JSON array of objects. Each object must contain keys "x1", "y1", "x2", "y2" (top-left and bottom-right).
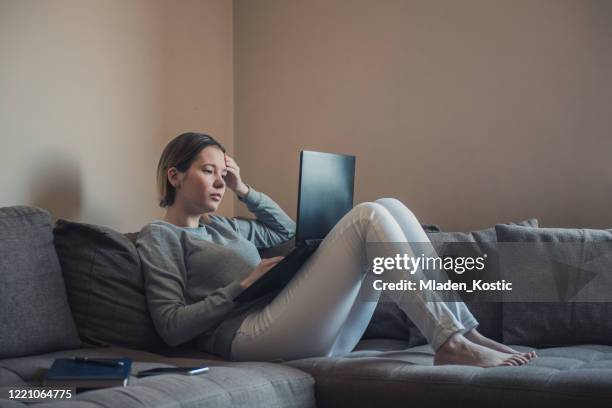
[{"x1": 173, "y1": 146, "x2": 227, "y2": 213}]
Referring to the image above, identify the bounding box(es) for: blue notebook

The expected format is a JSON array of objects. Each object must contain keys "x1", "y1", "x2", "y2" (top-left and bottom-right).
[{"x1": 44, "y1": 358, "x2": 132, "y2": 389}]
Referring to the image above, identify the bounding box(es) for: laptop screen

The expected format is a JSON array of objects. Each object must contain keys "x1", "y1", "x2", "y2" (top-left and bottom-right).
[{"x1": 295, "y1": 150, "x2": 356, "y2": 244}]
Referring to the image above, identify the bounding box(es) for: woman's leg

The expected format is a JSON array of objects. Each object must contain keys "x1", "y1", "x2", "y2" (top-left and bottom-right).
[
  {"x1": 231, "y1": 201, "x2": 466, "y2": 362},
  {"x1": 373, "y1": 198, "x2": 479, "y2": 334},
  {"x1": 374, "y1": 198, "x2": 536, "y2": 360}
]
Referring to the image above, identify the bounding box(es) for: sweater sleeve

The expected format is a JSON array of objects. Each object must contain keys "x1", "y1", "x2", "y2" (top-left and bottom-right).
[
  {"x1": 135, "y1": 224, "x2": 245, "y2": 347},
  {"x1": 209, "y1": 183, "x2": 296, "y2": 249}
]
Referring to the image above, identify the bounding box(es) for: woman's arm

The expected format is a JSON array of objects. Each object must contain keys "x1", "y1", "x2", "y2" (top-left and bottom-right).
[
  {"x1": 136, "y1": 224, "x2": 245, "y2": 347},
  {"x1": 209, "y1": 183, "x2": 296, "y2": 249}
]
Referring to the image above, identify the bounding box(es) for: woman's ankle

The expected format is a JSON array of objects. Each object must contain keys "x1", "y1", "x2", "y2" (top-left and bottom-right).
[
  {"x1": 436, "y1": 332, "x2": 467, "y2": 354},
  {"x1": 464, "y1": 327, "x2": 480, "y2": 341}
]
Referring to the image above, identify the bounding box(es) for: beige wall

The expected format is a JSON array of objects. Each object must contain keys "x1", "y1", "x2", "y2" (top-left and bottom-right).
[
  {"x1": 0, "y1": 0, "x2": 234, "y2": 232},
  {"x1": 234, "y1": 0, "x2": 612, "y2": 230},
  {"x1": 2, "y1": 0, "x2": 611, "y2": 233}
]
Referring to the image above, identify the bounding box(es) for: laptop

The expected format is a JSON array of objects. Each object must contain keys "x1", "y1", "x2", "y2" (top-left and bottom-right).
[{"x1": 235, "y1": 150, "x2": 356, "y2": 303}]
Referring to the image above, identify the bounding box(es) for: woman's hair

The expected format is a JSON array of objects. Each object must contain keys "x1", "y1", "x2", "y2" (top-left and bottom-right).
[{"x1": 156, "y1": 132, "x2": 226, "y2": 208}]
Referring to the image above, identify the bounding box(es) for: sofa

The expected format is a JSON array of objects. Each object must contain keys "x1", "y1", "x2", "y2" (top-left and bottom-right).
[{"x1": 1, "y1": 205, "x2": 612, "y2": 407}]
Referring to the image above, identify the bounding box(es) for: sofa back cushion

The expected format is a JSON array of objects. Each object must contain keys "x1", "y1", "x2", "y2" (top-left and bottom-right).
[
  {"x1": 0, "y1": 206, "x2": 81, "y2": 358},
  {"x1": 496, "y1": 224, "x2": 612, "y2": 346},
  {"x1": 53, "y1": 219, "x2": 165, "y2": 351}
]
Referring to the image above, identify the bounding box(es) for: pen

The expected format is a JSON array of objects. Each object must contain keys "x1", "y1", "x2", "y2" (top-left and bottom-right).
[
  {"x1": 72, "y1": 357, "x2": 125, "y2": 367},
  {"x1": 187, "y1": 367, "x2": 209, "y2": 375}
]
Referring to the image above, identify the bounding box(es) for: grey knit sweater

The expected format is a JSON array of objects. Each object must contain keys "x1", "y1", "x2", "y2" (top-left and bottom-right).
[{"x1": 135, "y1": 184, "x2": 296, "y2": 359}]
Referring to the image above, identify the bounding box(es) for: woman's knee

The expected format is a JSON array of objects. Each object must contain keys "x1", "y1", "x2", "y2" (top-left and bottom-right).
[
  {"x1": 375, "y1": 197, "x2": 416, "y2": 217},
  {"x1": 374, "y1": 197, "x2": 402, "y2": 207},
  {"x1": 352, "y1": 201, "x2": 395, "y2": 223},
  {"x1": 347, "y1": 202, "x2": 406, "y2": 240}
]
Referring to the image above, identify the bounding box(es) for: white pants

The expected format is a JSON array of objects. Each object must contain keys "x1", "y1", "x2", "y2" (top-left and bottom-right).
[{"x1": 231, "y1": 198, "x2": 479, "y2": 362}]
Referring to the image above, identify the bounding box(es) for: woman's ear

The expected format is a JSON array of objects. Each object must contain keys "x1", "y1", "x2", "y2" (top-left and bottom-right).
[{"x1": 167, "y1": 167, "x2": 182, "y2": 188}]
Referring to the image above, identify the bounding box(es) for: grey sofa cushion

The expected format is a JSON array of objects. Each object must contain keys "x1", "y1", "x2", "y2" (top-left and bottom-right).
[
  {"x1": 421, "y1": 223, "x2": 441, "y2": 232},
  {"x1": 53, "y1": 219, "x2": 165, "y2": 351},
  {"x1": 362, "y1": 218, "x2": 539, "y2": 344},
  {"x1": 0, "y1": 206, "x2": 81, "y2": 358},
  {"x1": 496, "y1": 224, "x2": 612, "y2": 346},
  {"x1": 285, "y1": 339, "x2": 612, "y2": 408}
]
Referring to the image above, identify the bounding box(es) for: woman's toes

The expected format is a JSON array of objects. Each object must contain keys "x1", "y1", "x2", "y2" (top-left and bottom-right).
[
  {"x1": 503, "y1": 357, "x2": 518, "y2": 366},
  {"x1": 510, "y1": 354, "x2": 526, "y2": 365},
  {"x1": 511, "y1": 352, "x2": 534, "y2": 363},
  {"x1": 518, "y1": 353, "x2": 532, "y2": 363},
  {"x1": 522, "y1": 351, "x2": 536, "y2": 360},
  {"x1": 512, "y1": 355, "x2": 528, "y2": 365}
]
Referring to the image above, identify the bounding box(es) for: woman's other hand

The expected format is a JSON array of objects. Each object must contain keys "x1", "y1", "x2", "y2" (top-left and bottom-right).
[
  {"x1": 224, "y1": 153, "x2": 249, "y2": 198},
  {"x1": 239, "y1": 256, "x2": 285, "y2": 289}
]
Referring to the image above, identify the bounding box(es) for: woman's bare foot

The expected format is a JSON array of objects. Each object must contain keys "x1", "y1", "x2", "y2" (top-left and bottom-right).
[
  {"x1": 433, "y1": 332, "x2": 530, "y2": 367},
  {"x1": 465, "y1": 328, "x2": 538, "y2": 360}
]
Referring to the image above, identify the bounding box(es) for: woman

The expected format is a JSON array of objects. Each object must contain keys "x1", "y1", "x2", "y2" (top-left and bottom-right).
[{"x1": 136, "y1": 132, "x2": 537, "y2": 367}]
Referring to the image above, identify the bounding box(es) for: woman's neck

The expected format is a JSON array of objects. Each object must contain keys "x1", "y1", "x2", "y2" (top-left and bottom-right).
[{"x1": 163, "y1": 206, "x2": 203, "y2": 228}]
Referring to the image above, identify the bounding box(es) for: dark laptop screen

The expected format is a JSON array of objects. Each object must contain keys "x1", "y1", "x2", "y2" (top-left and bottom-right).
[{"x1": 296, "y1": 150, "x2": 355, "y2": 244}]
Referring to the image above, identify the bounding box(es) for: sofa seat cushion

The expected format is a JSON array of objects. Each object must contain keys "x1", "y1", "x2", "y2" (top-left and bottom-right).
[
  {"x1": 0, "y1": 347, "x2": 315, "y2": 408},
  {"x1": 284, "y1": 339, "x2": 612, "y2": 408}
]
